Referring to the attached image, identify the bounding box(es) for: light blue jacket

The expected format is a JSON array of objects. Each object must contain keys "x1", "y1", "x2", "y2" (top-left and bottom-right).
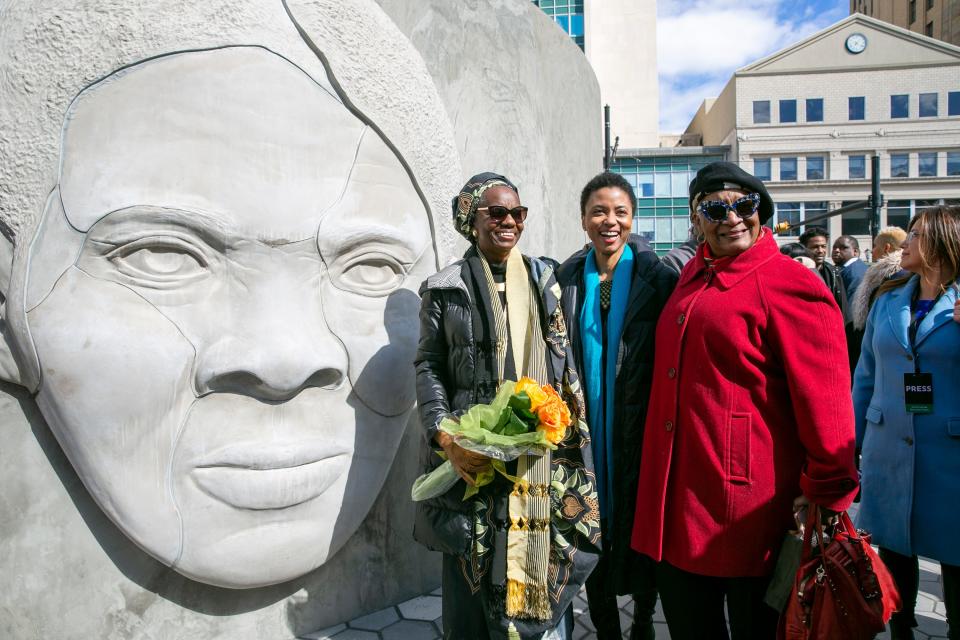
[{"x1": 853, "y1": 276, "x2": 960, "y2": 563}]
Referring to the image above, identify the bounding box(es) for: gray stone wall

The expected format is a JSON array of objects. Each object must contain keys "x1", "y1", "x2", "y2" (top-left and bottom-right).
[
  {"x1": 0, "y1": 2, "x2": 601, "y2": 638},
  {"x1": 375, "y1": 0, "x2": 602, "y2": 259}
]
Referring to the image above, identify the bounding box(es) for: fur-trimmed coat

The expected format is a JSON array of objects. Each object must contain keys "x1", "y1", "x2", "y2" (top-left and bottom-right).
[{"x1": 851, "y1": 250, "x2": 907, "y2": 331}]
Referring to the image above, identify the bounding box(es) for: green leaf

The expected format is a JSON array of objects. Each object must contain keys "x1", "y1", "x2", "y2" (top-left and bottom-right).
[{"x1": 501, "y1": 410, "x2": 531, "y2": 436}]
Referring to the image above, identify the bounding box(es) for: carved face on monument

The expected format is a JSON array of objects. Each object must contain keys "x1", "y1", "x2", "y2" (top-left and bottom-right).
[{"x1": 12, "y1": 47, "x2": 435, "y2": 588}]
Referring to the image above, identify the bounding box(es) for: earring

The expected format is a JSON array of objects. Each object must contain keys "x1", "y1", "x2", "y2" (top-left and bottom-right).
[{"x1": 471, "y1": 229, "x2": 478, "y2": 238}]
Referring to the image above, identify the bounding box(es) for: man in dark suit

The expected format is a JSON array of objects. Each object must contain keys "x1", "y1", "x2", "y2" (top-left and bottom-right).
[{"x1": 833, "y1": 235, "x2": 869, "y2": 303}]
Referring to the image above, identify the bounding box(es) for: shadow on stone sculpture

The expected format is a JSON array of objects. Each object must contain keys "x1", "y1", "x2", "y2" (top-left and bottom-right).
[{"x1": 0, "y1": 45, "x2": 437, "y2": 590}]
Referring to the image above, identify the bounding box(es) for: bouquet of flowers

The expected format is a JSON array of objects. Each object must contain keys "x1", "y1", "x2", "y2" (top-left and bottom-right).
[{"x1": 411, "y1": 377, "x2": 573, "y2": 501}]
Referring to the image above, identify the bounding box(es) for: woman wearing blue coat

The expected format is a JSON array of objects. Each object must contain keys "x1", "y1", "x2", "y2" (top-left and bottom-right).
[{"x1": 853, "y1": 205, "x2": 960, "y2": 640}]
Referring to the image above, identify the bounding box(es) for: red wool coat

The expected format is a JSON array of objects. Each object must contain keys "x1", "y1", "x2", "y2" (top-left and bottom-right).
[{"x1": 631, "y1": 231, "x2": 858, "y2": 577}]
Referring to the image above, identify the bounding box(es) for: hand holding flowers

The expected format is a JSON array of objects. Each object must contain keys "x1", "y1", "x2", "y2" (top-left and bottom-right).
[{"x1": 411, "y1": 377, "x2": 573, "y2": 501}]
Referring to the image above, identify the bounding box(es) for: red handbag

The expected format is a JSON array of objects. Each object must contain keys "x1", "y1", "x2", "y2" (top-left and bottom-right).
[{"x1": 778, "y1": 508, "x2": 901, "y2": 640}]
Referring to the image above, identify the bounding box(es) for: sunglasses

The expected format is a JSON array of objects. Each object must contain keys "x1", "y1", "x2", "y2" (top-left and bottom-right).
[
  {"x1": 477, "y1": 205, "x2": 528, "y2": 223},
  {"x1": 697, "y1": 193, "x2": 760, "y2": 224}
]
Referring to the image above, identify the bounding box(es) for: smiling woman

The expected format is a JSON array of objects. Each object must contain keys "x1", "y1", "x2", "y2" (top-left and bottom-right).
[{"x1": 632, "y1": 161, "x2": 859, "y2": 639}]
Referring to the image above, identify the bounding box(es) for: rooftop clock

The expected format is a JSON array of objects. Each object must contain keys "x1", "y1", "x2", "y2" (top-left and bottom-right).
[{"x1": 845, "y1": 32, "x2": 867, "y2": 54}]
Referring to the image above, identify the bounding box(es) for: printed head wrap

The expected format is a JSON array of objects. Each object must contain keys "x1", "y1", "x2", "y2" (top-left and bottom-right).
[{"x1": 452, "y1": 172, "x2": 519, "y2": 241}]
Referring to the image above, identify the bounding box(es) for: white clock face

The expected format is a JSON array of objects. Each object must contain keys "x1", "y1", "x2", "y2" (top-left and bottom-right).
[{"x1": 846, "y1": 33, "x2": 867, "y2": 54}]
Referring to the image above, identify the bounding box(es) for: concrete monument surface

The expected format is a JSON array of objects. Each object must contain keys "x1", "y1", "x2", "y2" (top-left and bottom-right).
[{"x1": 0, "y1": 0, "x2": 601, "y2": 637}]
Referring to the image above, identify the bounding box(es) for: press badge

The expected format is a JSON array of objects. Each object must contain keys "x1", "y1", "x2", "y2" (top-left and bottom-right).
[{"x1": 904, "y1": 373, "x2": 934, "y2": 413}]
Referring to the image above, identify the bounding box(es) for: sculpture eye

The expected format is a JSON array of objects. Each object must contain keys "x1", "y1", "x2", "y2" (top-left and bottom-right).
[
  {"x1": 108, "y1": 236, "x2": 208, "y2": 284},
  {"x1": 336, "y1": 254, "x2": 406, "y2": 296}
]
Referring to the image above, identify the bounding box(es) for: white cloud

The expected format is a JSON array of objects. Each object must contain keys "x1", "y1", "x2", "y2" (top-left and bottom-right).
[
  {"x1": 659, "y1": 75, "x2": 730, "y2": 134},
  {"x1": 655, "y1": 0, "x2": 845, "y2": 132},
  {"x1": 657, "y1": 8, "x2": 795, "y2": 76}
]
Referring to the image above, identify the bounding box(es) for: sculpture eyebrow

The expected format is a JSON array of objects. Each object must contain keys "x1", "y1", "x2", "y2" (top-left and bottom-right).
[
  {"x1": 319, "y1": 223, "x2": 422, "y2": 258},
  {"x1": 87, "y1": 206, "x2": 234, "y2": 245}
]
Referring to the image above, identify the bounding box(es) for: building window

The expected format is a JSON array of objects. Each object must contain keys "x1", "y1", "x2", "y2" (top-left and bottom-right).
[
  {"x1": 891, "y1": 94, "x2": 909, "y2": 118},
  {"x1": 781, "y1": 157, "x2": 798, "y2": 181},
  {"x1": 849, "y1": 155, "x2": 866, "y2": 179},
  {"x1": 775, "y1": 201, "x2": 826, "y2": 237},
  {"x1": 806, "y1": 156, "x2": 825, "y2": 180},
  {"x1": 776, "y1": 202, "x2": 801, "y2": 236},
  {"x1": 887, "y1": 200, "x2": 912, "y2": 229},
  {"x1": 753, "y1": 100, "x2": 771, "y2": 124},
  {"x1": 948, "y1": 151, "x2": 960, "y2": 176},
  {"x1": 805, "y1": 98, "x2": 824, "y2": 122},
  {"x1": 919, "y1": 93, "x2": 938, "y2": 117},
  {"x1": 754, "y1": 158, "x2": 771, "y2": 181},
  {"x1": 611, "y1": 154, "x2": 724, "y2": 252},
  {"x1": 926, "y1": 0, "x2": 934, "y2": 9},
  {"x1": 849, "y1": 96, "x2": 865, "y2": 120},
  {"x1": 779, "y1": 99, "x2": 797, "y2": 123},
  {"x1": 949, "y1": 91, "x2": 960, "y2": 116},
  {"x1": 925, "y1": 21, "x2": 934, "y2": 37},
  {"x1": 841, "y1": 201, "x2": 872, "y2": 235},
  {"x1": 918, "y1": 152, "x2": 938, "y2": 177},
  {"x1": 910, "y1": 0, "x2": 917, "y2": 23},
  {"x1": 890, "y1": 153, "x2": 910, "y2": 178}
]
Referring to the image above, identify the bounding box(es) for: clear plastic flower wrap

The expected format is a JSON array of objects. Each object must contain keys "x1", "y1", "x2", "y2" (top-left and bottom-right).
[{"x1": 411, "y1": 378, "x2": 572, "y2": 501}]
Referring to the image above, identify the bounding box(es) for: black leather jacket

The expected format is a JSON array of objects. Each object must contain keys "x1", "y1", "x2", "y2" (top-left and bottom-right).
[{"x1": 557, "y1": 235, "x2": 677, "y2": 595}]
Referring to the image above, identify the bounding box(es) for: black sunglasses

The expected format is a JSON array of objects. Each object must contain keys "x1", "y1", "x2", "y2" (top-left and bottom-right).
[
  {"x1": 697, "y1": 193, "x2": 760, "y2": 224},
  {"x1": 477, "y1": 205, "x2": 528, "y2": 223}
]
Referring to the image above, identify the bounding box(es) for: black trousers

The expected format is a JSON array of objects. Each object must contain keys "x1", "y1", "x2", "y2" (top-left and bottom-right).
[
  {"x1": 584, "y1": 547, "x2": 657, "y2": 640},
  {"x1": 880, "y1": 547, "x2": 960, "y2": 640},
  {"x1": 655, "y1": 561, "x2": 778, "y2": 640}
]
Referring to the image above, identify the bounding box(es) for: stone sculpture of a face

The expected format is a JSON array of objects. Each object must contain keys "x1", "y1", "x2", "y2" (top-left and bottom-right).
[{"x1": 8, "y1": 46, "x2": 435, "y2": 588}]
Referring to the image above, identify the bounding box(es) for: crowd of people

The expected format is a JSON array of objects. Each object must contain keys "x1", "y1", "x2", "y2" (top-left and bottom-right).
[{"x1": 413, "y1": 162, "x2": 960, "y2": 640}]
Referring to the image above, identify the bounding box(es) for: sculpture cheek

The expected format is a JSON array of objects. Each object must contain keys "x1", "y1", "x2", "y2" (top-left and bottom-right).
[
  {"x1": 324, "y1": 262, "x2": 424, "y2": 418},
  {"x1": 27, "y1": 266, "x2": 195, "y2": 566}
]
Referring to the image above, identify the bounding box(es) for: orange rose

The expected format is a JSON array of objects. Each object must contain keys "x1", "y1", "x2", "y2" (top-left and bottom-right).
[
  {"x1": 536, "y1": 387, "x2": 572, "y2": 445},
  {"x1": 514, "y1": 376, "x2": 549, "y2": 411}
]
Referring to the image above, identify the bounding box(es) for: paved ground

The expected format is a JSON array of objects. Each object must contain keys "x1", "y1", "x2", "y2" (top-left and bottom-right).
[
  {"x1": 303, "y1": 560, "x2": 947, "y2": 640},
  {"x1": 304, "y1": 502, "x2": 949, "y2": 639}
]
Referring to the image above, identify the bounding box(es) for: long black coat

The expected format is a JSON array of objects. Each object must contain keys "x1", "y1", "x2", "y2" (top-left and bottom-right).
[{"x1": 557, "y1": 235, "x2": 677, "y2": 595}]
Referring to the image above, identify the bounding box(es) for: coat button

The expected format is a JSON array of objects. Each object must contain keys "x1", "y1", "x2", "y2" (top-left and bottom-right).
[
  {"x1": 903, "y1": 437, "x2": 914, "y2": 446},
  {"x1": 667, "y1": 367, "x2": 677, "y2": 378},
  {"x1": 665, "y1": 420, "x2": 674, "y2": 431},
  {"x1": 906, "y1": 354, "x2": 914, "y2": 361},
  {"x1": 676, "y1": 313, "x2": 685, "y2": 325}
]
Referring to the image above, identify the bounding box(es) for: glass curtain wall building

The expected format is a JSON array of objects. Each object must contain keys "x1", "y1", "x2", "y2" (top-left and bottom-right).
[
  {"x1": 611, "y1": 150, "x2": 727, "y2": 253},
  {"x1": 531, "y1": 0, "x2": 585, "y2": 49}
]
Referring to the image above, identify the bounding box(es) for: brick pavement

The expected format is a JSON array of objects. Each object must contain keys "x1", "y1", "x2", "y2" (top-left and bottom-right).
[
  {"x1": 304, "y1": 502, "x2": 949, "y2": 639},
  {"x1": 302, "y1": 559, "x2": 947, "y2": 639}
]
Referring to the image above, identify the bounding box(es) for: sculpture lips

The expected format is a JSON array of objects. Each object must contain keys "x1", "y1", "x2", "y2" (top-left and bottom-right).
[{"x1": 191, "y1": 443, "x2": 351, "y2": 510}]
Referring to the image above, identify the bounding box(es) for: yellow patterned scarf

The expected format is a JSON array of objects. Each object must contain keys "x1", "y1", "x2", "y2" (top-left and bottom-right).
[{"x1": 478, "y1": 249, "x2": 551, "y2": 621}]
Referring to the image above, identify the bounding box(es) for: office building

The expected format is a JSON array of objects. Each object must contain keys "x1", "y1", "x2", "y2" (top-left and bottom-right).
[
  {"x1": 682, "y1": 13, "x2": 960, "y2": 254},
  {"x1": 531, "y1": 0, "x2": 659, "y2": 148},
  {"x1": 852, "y1": 0, "x2": 960, "y2": 46}
]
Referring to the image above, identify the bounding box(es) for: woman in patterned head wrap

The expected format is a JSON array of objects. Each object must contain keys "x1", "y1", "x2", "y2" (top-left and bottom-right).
[{"x1": 413, "y1": 173, "x2": 601, "y2": 639}]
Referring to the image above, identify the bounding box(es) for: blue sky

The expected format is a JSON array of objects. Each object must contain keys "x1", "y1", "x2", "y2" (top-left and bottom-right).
[{"x1": 657, "y1": 0, "x2": 850, "y2": 133}]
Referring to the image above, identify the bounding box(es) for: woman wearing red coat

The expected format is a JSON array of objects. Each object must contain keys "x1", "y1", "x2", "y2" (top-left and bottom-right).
[{"x1": 631, "y1": 162, "x2": 859, "y2": 639}]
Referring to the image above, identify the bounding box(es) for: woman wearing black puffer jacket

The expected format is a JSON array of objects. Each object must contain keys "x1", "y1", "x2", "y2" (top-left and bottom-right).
[{"x1": 413, "y1": 172, "x2": 601, "y2": 640}]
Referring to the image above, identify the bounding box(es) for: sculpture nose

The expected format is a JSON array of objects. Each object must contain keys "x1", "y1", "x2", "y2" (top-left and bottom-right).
[{"x1": 193, "y1": 274, "x2": 348, "y2": 402}]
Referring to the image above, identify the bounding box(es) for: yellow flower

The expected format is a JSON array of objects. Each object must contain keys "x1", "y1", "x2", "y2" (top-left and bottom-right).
[
  {"x1": 536, "y1": 386, "x2": 572, "y2": 445},
  {"x1": 514, "y1": 376, "x2": 549, "y2": 411}
]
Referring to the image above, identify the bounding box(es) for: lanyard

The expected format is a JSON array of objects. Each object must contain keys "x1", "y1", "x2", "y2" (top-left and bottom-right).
[{"x1": 907, "y1": 284, "x2": 951, "y2": 373}]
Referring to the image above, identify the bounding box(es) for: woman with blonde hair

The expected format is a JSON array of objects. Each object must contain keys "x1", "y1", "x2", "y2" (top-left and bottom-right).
[{"x1": 854, "y1": 205, "x2": 960, "y2": 639}]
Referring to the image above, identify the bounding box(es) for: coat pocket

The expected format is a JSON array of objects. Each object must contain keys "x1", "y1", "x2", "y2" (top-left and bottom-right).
[
  {"x1": 947, "y1": 418, "x2": 960, "y2": 438},
  {"x1": 866, "y1": 405, "x2": 883, "y2": 425},
  {"x1": 728, "y1": 413, "x2": 751, "y2": 484}
]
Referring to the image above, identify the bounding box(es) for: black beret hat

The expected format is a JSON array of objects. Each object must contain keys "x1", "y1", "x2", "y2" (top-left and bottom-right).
[{"x1": 689, "y1": 161, "x2": 774, "y2": 224}]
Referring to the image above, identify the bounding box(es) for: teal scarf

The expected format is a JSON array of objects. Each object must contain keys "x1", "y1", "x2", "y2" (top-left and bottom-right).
[{"x1": 579, "y1": 244, "x2": 633, "y2": 518}]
